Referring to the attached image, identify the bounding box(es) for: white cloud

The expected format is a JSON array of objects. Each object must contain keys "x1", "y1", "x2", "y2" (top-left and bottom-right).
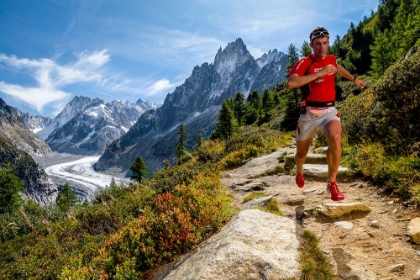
[
  {"x1": 0, "y1": 50, "x2": 111, "y2": 113},
  {"x1": 146, "y1": 78, "x2": 176, "y2": 97},
  {"x1": 0, "y1": 82, "x2": 69, "y2": 112}
]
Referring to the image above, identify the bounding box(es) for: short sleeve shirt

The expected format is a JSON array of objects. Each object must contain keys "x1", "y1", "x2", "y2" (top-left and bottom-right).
[{"x1": 288, "y1": 54, "x2": 337, "y2": 102}]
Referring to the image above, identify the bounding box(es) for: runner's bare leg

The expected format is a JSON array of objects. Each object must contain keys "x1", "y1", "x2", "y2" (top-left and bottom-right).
[
  {"x1": 323, "y1": 119, "x2": 342, "y2": 182},
  {"x1": 295, "y1": 138, "x2": 312, "y2": 174}
]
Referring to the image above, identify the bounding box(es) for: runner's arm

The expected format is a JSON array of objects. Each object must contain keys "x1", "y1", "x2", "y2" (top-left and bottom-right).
[
  {"x1": 337, "y1": 64, "x2": 364, "y2": 89},
  {"x1": 287, "y1": 64, "x2": 337, "y2": 89}
]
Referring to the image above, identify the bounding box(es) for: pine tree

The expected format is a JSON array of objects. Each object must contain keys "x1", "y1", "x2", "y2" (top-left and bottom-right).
[
  {"x1": 244, "y1": 90, "x2": 260, "y2": 125},
  {"x1": 399, "y1": 0, "x2": 420, "y2": 55},
  {"x1": 281, "y1": 43, "x2": 301, "y2": 130},
  {"x1": 175, "y1": 124, "x2": 187, "y2": 164},
  {"x1": 261, "y1": 88, "x2": 275, "y2": 119},
  {"x1": 56, "y1": 183, "x2": 78, "y2": 212},
  {"x1": 370, "y1": 29, "x2": 393, "y2": 77},
  {"x1": 0, "y1": 164, "x2": 24, "y2": 214},
  {"x1": 196, "y1": 133, "x2": 204, "y2": 149},
  {"x1": 286, "y1": 43, "x2": 299, "y2": 71},
  {"x1": 212, "y1": 100, "x2": 236, "y2": 140},
  {"x1": 300, "y1": 41, "x2": 312, "y2": 57},
  {"x1": 391, "y1": 0, "x2": 413, "y2": 58},
  {"x1": 129, "y1": 155, "x2": 149, "y2": 182},
  {"x1": 232, "y1": 92, "x2": 245, "y2": 126}
]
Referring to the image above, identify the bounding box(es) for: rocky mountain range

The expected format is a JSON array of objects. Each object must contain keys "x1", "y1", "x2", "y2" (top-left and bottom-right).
[
  {"x1": 30, "y1": 96, "x2": 159, "y2": 155},
  {"x1": 94, "y1": 38, "x2": 288, "y2": 176},
  {"x1": 0, "y1": 98, "x2": 57, "y2": 205}
]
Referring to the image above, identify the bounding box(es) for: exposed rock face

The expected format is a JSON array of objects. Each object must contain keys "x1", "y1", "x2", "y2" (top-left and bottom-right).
[
  {"x1": 14, "y1": 110, "x2": 53, "y2": 135},
  {"x1": 0, "y1": 98, "x2": 51, "y2": 156},
  {"x1": 0, "y1": 135, "x2": 57, "y2": 205},
  {"x1": 95, "y1": 39, "x2": 288, "y2": 175},
  {"x1": 153, "y1": 209, "x2": 301, "y2": 280},
  {"x1": 0, "y1": 98, "x2": 57, "y2": 205}
]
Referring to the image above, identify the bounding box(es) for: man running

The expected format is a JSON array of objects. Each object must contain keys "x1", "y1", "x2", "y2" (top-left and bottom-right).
[{"x1": 287, "y1": 26, "x2": 364, "y2": 201}]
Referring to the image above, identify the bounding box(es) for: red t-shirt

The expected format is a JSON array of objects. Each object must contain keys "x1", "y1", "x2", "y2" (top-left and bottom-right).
[{"x1": 288, "y1": 54, "x2": 337, "y2": 102}]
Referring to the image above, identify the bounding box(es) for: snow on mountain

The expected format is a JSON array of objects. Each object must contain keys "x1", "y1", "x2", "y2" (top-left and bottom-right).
[
  {"x1": 33, "y1": 96, "x2": 100, "y2": 139},
  {"x1": 256, "y1": 49, "x2": 285, "y2": 69},
  {"x1": 95, "y1": 38, "x2": 288, "y2": 176},
  {"x1": 45, "y1": 96, "x2": 160, "y2": 155}
]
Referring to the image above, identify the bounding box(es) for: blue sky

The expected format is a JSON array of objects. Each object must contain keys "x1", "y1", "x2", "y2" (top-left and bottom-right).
[{"x1": 0, "y1": 0, "x2": 378, "y2": 118}]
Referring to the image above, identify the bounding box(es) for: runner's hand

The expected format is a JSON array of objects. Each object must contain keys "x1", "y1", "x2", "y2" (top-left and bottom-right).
[
  {"x1": 319, "y1": 64, "x2": 337, "y2": 78},
  {"x1": 354, "y1": 79, "x2": 364, "y2": 90}
]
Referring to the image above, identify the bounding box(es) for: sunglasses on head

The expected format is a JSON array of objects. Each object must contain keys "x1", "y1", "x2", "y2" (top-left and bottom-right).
[{"x1": 311, "y1": 30, "x2": 329, "y2": 41}]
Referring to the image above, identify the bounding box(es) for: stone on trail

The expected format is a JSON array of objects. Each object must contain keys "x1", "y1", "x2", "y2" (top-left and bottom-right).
[
  {"x1": 407, "y1": 217, "x2": 420, "y2": 244},
  {"x1": 153, "y1": 209, "x2": 300, "y2": 280},
  {"x1": 315, "y1": 202, "x2": 372, "y2": 223}
]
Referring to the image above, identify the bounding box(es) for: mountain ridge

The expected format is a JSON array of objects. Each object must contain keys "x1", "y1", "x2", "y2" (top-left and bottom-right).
[
  {"x1": 94, "y1": 38, "x2": 288, "y2": 175},
  {"x1": 39, "y1": 96, "x2": 160, "y2": 155},
  {"x1": 0, "y1": 98, "x2": 58, "y2": 205}
]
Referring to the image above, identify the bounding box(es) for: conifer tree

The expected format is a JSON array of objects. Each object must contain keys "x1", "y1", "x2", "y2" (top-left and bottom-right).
[
  {"x1": 246, "y1": 90, "x2": 260, "y2": 110},
  {"x1": 287, "y1": 43, "x2": 299, "y2": 70},
  {"x1": 130, "y1": 155, "x2": 149, "y2": 182},
  {"x1": 261, "y1": 88, "x2": 275, "y2": 118},
  {"x1": 300, "y1": 41, "x2": 312, "y2": 57},
  {"x1": 244, "y1": 90, "x2": 260, "y2": 125},
  {"x1": 196, "y1": 133, "x2": 204, "y2": 149},
  {"x1": 175, "y1": 124, "x2": 187, "y2": 164},
  {"x1": 370, "y1": 29, "x2": 393, "y2": 77},
  {"x1": 212, "y1": 100, "x2": 236, "y2": 140},
  {"x1": 0, "y1": 164, "x2": 24, "y2": 215},
  {"x1": 56, "y1": 183, "x2": 78, "y2": 212},
  {"x1": 280, "y1": 43, "x2": 301, "y2": 131},
  {"x1": 233, "y1": 91, "x2": 245, "y2": 126}
]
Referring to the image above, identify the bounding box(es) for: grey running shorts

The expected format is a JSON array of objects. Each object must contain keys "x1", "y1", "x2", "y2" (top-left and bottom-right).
[{"x1": 296, "y1": 107, "x2": 340, "y2": 141}]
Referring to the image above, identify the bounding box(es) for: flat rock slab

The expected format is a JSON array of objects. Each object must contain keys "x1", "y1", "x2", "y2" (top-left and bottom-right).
[
  {"x1": 315, "y1": 202, "x2": 372, "y2": 223},
  {"x1": 230, "y1": 149, "x2": 286, "y2": 179},
  {"x1": 303, "y1": 164, "x2": 349, "y2": 178},
  {"x1": 155, "y1": 209, "x2": 301, "y2": 280},
  {"x1": 284, "y1": 153, "x2": 327, "y2": 171}
]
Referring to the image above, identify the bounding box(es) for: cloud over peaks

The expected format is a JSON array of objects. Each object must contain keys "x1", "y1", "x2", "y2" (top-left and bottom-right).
[{"x1": 0, "y1": 50, "x2": 110, "y2": 113}]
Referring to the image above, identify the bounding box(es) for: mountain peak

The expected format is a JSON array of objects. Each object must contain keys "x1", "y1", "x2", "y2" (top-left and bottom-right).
[
  {"x1": 214, "y1": 38, "x2": 252, "y2": 75},
  {"x1": 96, "y1": 38, "x2": 288, "y2": 174},
  {"x1": 256, "y1": 48, "x2": 286, "y2": 69}
]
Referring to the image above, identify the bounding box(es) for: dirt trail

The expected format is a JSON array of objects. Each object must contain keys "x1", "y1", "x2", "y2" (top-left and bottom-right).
[{"x1": 221, "y1": 147, "x2": 420, "y2": 279}]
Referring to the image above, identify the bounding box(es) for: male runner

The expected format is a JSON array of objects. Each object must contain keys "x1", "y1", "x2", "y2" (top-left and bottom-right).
[{"x1": 287, "y1": 26, "x2": 364, "y2": 201}]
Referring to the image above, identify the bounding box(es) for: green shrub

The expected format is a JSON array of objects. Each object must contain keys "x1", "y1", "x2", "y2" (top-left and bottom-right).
[
  {"x1": 220, "y1": 144, "x2": 260, "y2": 169},
  {"x1": 92, "y1": 182, "x2": 235, "y2": 278},
  {"x1": 242, "y1": 192, "x2": 265, "y2": 203},
  {"x1": 264, "y1": 198, "x2": 283, "y2": 216},
  {"x1": 195, "y1": 139, "x2": 225, "y2": 162},
  {"x1": 341, "y1": 50, "x2": 420, "y2": 155},
  {"x1": 341, "y1": 140, "x2": 420, "y2": 196}
]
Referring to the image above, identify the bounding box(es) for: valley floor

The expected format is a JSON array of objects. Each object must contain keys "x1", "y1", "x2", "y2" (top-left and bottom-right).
[{"x1": 34, "y1": 152, "x2": 130, "y2": 200}]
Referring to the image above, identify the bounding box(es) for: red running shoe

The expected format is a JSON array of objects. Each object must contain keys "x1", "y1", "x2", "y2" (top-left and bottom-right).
[
  {"x1": 295, "y1": 173, "x2": 304, "y2": 188},
  {"x1": 326, "y1": 182, "x2": 345, "y2": 201}
]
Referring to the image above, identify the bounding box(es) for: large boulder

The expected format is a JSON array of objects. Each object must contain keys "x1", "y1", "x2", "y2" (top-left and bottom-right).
[{"x1": 153, "y1": 209, "x2": 301, "y2": 280}]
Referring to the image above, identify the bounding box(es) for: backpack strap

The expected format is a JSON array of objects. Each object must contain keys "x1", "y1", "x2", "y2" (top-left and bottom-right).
[{"x1": 301, "y1": 58, "x2": 315, "y2": 101}]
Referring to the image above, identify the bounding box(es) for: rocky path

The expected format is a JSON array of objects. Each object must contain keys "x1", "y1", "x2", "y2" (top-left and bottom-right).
[{"x1": 221, "y1": 146, "x2": 420, "y2": 279}]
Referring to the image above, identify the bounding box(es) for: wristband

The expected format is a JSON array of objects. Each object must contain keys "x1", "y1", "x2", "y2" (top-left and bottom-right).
[{"x1": 352, "y1": 76, "x2": 357, "y2": 82}]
